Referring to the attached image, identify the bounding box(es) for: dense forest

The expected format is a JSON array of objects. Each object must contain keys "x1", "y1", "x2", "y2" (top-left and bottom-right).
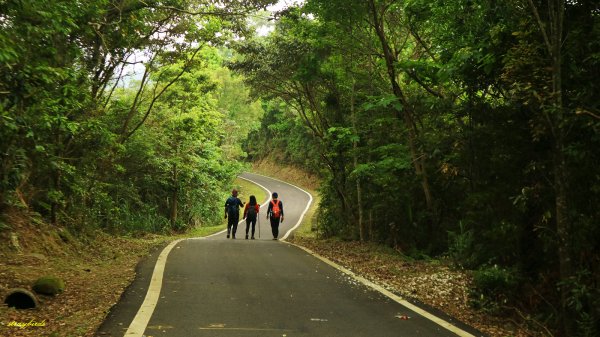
[
  {"x1": 235, "y1": 1, "x2": 600, "y2": 335},
  {"x1": 0, "y1": 0, "x2": 269, "y2": 232},
  {"x1": 1, "y1": 0, "x2": 598, "y2": 336}
]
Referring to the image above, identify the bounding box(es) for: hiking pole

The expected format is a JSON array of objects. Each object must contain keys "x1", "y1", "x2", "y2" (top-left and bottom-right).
[{"x1": 258, "y1": 213, "x2": 261, "y2": 239}]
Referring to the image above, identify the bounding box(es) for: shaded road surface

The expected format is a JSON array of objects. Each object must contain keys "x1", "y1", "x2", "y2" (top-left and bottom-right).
[{"x1": 97, "y1": 172, "x2": 481, "y2": 337}]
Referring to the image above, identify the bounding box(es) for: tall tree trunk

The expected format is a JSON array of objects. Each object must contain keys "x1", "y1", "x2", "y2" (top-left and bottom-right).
[
  {"x1": 51, "y1": 170, "x2": 60, "y2": 226},
  {"x1": 368, "y1": 0, "x2": 434, "y2": 213},
  {"x1": 369, "y1": 209, "x2": 374, "y2": 240},
  {"x1": 551, "y1": 6, "x2": 573, "y2": 334},
  {"x1": 350, "y1": 79, "x2": 365, "y2": 241},
  {"x1": 51, "y1": 123, "x2": 62, "y2": 226},
  {"x1": 528, "y1": 0, "x2": 572, "y2": 334},
  {"x1": 554, "y1": 127, "x2": 572, "y2": 336}
]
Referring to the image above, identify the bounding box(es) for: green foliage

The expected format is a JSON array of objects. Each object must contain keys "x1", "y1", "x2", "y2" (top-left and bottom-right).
[
  {"x1": 561, "y1": 270, "x2": 600, "y2": 337},
  {"x1": 471, "y1": 265, "x2": 520, "y2": 314},
  {"x1": 0, "y1": 1, "x2": 270, "y2": 235},
  {"x1": 73, "y1": 46, "x2": 250, "y2": 233},
  {"x1": 315, "y1": 181, "x2": 348, "y2": 239},
  {"x1": 243, "y1": 100, "x2": 321, "y2": 171},
  {"x1": 234, "y1": 0, "x2": 600, "y2": 334},
  {"x1": 447, "y1": 221, "x2": 475, "y2": 268}
]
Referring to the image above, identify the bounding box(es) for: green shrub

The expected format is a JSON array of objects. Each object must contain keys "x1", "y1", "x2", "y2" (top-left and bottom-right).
[
  {"x1": 32, "y1": 276, "x2": 65, "y2": 296},
  {"x1": 447, "y1": 220, "x2": 475, "y2": 268},
  {"x1": 470, "y1": 265, "x2": 520, "y2": 314},
  {"x1": 563, "y1": 270, "x2": 599, "y2": 337}
]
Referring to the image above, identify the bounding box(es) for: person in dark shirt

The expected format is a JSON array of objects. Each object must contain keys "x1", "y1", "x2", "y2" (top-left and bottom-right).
[
  {"x1": 224, "y1": 189, "x2": 244, "y2": 239},
  {"x1": 266, "y1": 192, "x2": 284, "y2": 240},
  {"x1": 243, "y1": 195, "x2": 260, "y2": 239}
]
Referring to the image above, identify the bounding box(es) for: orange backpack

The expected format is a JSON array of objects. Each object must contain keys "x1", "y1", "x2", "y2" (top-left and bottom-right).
[{"x1": 271, "y1": 200, "x2": 281, "y2": 218}]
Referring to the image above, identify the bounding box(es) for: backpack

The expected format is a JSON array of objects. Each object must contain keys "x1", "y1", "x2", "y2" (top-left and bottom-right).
[
  {"x1": 270, "y1": 200, "x2": 281, "y2": 218},
  {"x1": 226, "y1": 197, "x2": 239, "y2": 215},
  {"x1": 247, "y1": 204, "x2": 257, "y2": 217}
]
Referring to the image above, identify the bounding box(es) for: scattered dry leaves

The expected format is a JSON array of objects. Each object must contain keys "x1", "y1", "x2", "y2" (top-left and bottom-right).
[{"x1": 0, "y1": 217, "x2": 169, "y2": 337}]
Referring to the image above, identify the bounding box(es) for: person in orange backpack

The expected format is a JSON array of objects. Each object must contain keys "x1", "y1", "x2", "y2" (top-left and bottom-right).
[{"x1": 266, "y1": 192, "x2": 284, "y2": 240}]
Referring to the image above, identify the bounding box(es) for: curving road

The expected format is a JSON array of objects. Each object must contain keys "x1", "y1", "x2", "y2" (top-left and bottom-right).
[{"x1": 96, "y1": 172, "x2": 481, "y2": 337}]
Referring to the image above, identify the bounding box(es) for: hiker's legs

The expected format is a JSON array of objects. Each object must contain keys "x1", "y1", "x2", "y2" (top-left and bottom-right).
[
  {"x1": 249, "y1": 217, "x2": 257, "y2": 237},
  {"x1": 270, "y1": 218, "x2": 280, "y2": 238},
  {"x1": 228, "y1": 214, "x2": 239, "y2": 238},
  {"x1": 227, "y1": 217, "x2": 235, "y2": 235},
  {"x1": 232, "y1": 215, "x2": 239, "y2": 237},
  {"x1": 245, "y1": 218, "x2": 251, "y2": 235}
]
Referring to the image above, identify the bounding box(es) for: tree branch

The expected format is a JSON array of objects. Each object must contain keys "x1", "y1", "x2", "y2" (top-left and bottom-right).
[
  {"x1": 405, "y1": 69, "x2": 445, "y2": 98},
  {"x1": 102, "y1": 62, "x2": 126, "y2": 110},
  {"x1": 528, "y1": 0, "x2": 554, "y2": 57},
  {"x1": 121, "y1": 45, "x2": 204, "y2": 143},
  {"x1": 140, "y1": 2, "x2": 251, "y2": 17},
  {"x1": 576, "y1": 108, "x2": 600, "y2": 120},
  {"x1": 407, "y1": 19, "x2": 438, "y2": 63},
  {"x1": 120, "y1": 53, "x2": 156, "y2": 137}
]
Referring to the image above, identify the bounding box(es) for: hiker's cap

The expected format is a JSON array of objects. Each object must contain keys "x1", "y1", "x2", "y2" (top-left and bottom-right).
[{"x1": 272, "y1": 192, "x2": 278, "y2": 199}]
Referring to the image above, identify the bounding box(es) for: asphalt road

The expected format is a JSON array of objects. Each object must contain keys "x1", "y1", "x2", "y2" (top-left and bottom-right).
[{"x1": 96, "y1": 172, "x2": 481, "y2": 337}]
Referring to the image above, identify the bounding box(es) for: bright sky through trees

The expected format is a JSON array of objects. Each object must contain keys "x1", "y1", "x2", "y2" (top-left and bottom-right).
[{"x1": 257, "y1": 0, "x2": 305, "y2": 35}]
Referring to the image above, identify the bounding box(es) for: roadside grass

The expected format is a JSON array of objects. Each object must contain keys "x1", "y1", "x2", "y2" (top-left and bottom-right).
[
  {"x1": 185, "y1": 177, "x2": 268, "y2": 238},
  {"x1": 251, "y1": 158, "x2": 321, "y2": 191},
  {"x1": 185, "y1": 225, "x2": 225, "y2": 238},
  {"x1": 291, "y1": 191, "x2": 321, "y2": 240}
]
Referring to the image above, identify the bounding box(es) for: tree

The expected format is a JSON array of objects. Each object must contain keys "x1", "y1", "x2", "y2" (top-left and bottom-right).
[
  {"x1": 1, "y1": 0, "x2": 276, "y2": 231},
  {"x1": 237, "y1": 0, "x2": 600, "y2": 334}
]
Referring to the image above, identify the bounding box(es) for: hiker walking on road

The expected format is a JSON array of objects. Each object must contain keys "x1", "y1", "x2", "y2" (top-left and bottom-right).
[
  {"x1": 266, "y1": 192, "x2": 284, "y2": 240},
  {"x1": 243, "y1": 195, "x2": 260, "y2": 240},
  {"x1": 224, "y1": 189, "x2": 244, "y2": 239}
]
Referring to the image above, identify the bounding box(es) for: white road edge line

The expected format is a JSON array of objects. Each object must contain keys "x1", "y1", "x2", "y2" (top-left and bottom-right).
[
  {"x1": 242, "y1": 172, "x2": 314, "y2": 240},
  {"x1": 246, "y1": 173, "x2": 476, "y2": 337},
  {"x1": 124, "y1": 238, "x2": 184, "y2": 336},
  {"x1": 287, "y1": 242, "x2": 478, "y2": 337}
]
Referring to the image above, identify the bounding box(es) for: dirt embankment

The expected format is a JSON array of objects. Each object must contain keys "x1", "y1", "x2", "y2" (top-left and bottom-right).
[{"x1": 0, "y1": 209, "x2": 169, "y2": 337}]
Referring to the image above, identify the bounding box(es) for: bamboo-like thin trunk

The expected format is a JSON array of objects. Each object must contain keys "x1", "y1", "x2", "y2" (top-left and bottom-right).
[
  {"x1": 170, "y1": 163, "x2": 178, "y2": 228},
  {"x1": 350, "y1": 78, "x2": 365, "y2": 241}
]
